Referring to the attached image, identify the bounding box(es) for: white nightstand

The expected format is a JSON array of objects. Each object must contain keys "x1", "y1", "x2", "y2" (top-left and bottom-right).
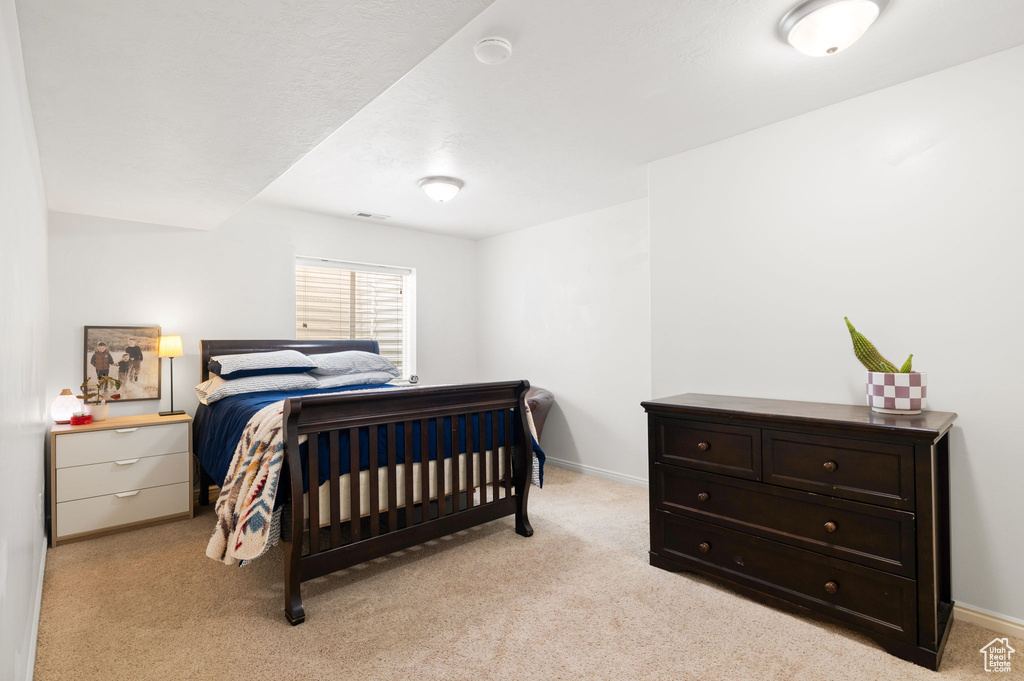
[{"x1": 48, "y1": 413, "x2": 194, "y2": 546}]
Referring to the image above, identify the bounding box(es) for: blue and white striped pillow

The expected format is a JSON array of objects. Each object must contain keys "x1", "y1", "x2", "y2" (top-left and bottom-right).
[
  {"x1": 314, "y1": 371, "x2": 398, "y2": 389},
  {"x1": 208, "y1": 350, "x2": 316, "y2": 379},
  {"x1": 308, "y1": 351, "x2": 400, "y2": 378},
  {"x1": 195, "y1": 373, "x2": 320, "y2": 405}
]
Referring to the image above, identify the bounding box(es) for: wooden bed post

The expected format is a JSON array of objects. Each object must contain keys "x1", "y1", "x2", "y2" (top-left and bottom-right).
[
  {"x1": 514, "y1": 381, "x2": 534, "y2": 538},
  {"x1": 281, "y1": 398, "x2": 306, "y2": 625}
]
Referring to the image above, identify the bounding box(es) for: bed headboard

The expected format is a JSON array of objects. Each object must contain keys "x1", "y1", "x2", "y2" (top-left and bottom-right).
[{"x1": 199, "y1": 339, "x2": 380, "y2": 382}]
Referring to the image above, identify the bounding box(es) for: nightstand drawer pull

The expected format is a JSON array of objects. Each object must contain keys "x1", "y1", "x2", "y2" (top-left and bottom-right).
[
  {"x1": 697, "y1": 492, "x2": 709, "y2": 502},
  {"x1": 115, "y1": 458, "x2": 140, "y2": 466},
  {"x1": 696, "y1": 441, "x2": 710, "y2": 451},
  {"x1": 824, "y1": 521, "x2": 838, "y2": 533},
  {"x1": 115, "y1": 490, "x2": 140, "y2": 498},
  {"x1": 824, "y1": 581, "x2": 839, "y2": 595},
  {"x1": 114, "y1": 428, "x2": 139, "y2": 434},
  {"x1": 823, "y1": 460, "x2": 838, "y2": 473}
]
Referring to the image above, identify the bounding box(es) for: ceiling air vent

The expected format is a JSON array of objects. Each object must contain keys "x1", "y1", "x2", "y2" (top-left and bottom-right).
[{"x1": 352, "y1": 212, "x2": 389, "y2": 220}]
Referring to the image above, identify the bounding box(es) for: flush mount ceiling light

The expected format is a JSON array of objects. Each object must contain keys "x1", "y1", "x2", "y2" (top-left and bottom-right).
[
  {"x1": 780, "y1": 0, "x2": 887, "y2": 57},
  {"x1": 474, "y1": 37, "x2": 512, "y2": 65},
  {"x1": 418, "y1": 176, "x2": 464, "y2": 202}
]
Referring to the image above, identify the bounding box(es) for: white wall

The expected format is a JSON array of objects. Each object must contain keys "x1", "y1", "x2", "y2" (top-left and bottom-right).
[
  {"x1": 47, "y1": 203, "x2": 479, "y2": 417},
  {"x1": 649, "y1": 46, "x2": 1024, "y2": 622},
  {"x1": 0, "y1": 1, "x2": 49, "y2": 679},
  {"x1": 477, "y1": 199, "x2": 651, "y2": 484}
]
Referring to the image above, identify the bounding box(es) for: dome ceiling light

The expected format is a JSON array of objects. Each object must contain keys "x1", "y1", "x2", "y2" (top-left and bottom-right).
[
  {"x1": 418, "y1": 176, "x2": 464, "y2": 203},
  {"x1": 474, "y1": 37, "x2": 512, "y2": 65},
  {"x1": 779, "y1": 0, "x2": 888, "y2": 57}
]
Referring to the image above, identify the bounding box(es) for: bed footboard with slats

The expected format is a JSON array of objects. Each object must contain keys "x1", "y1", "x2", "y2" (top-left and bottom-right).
[{"x1": 280, "y1": 380, "x2": 534, "y2": 624}]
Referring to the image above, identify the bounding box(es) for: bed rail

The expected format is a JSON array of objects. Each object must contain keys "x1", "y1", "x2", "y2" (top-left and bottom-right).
[{"x1": 280, "y1": 380, "x2": 533, "y2": 624}]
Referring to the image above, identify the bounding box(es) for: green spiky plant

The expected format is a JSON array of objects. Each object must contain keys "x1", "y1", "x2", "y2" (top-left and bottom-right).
[
  {"x1": 78, "y1": 376, "x2": 122, "y2": 405},
  {"x1": 844, "y1": 317, "x2": 914, "y2": 373}
]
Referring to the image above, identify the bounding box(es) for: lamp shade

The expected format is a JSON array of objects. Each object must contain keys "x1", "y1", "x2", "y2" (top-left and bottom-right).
[
  {"x1": 158, "y1": 335, "x2": 183, "y2": 358},
  {"x1": 51, "y1": 389, "x2": 82, "y2": 424}
]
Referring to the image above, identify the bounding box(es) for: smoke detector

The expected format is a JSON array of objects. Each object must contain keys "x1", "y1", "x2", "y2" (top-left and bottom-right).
[{"x1": 474, "y1": 37, "x2": 512, "y2": 65}]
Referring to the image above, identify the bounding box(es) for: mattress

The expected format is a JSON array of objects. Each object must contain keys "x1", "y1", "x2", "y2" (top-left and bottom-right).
[{"x1": 304, "y1": 449, "x2": 509, "y2": 524}]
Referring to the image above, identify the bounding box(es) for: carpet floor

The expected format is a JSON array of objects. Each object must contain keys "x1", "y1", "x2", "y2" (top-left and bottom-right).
[{"x1": 36, "y1": 466, "x2": 1020, "y2": 680}]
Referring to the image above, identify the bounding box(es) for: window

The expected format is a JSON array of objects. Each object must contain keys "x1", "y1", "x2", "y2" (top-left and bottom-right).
[{"x1": 295, "y1": 257, "x2": 415, "y2": 377}]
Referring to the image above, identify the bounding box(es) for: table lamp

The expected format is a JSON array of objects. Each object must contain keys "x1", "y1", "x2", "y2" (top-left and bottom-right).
[
  {"x1": 158, "y1": 334, "x2": 185, "y2": 416},
  {"x1": 51, "y1": 389, "x2": 82, "y2": 424}
]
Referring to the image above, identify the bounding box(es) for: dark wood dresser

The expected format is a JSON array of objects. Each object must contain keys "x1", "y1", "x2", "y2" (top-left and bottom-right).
[{"x1": 642, "y1": 394, "x2": 956, "y2": 670}]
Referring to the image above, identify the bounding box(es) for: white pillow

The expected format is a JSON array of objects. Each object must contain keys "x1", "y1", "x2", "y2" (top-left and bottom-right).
[
  {"x1": 309, "y1": 351, "x2": 400, "y2": 378},
  {"x1": 315, "y1": 371, "x2": 398, "y2": 389},
  {"x1": 195, "y1": 373, "x2": 320, "y2": 405}
]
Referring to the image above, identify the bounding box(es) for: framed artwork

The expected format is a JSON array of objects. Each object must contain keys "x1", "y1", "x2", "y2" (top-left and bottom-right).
[{"x1": 83, "y1": 326, "x2": 162, "y2": 402}]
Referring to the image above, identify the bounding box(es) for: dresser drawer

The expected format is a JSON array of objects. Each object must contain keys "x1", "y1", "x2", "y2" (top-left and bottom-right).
[
  {"x1": 762, "y1": 430, "x2": 914, "y2": 509},
  {"x1": 652, "y1": 417, "x2": 760, "y2": 480},
  {"x1": 56, "y1": 423, "x2": 188, "y2": 469},
  {"x1": 56, "y1": 452, "x2": 190, "y2": 503},
  {"x1": 55, "y1": 482, "x2": 190, "y2": 539},
  {"x1": 653, "y1": 464, "x2": 915, "y2": 577},
  {"x1": 652, "y1": 513, "x2": 917, "y2": 642}
]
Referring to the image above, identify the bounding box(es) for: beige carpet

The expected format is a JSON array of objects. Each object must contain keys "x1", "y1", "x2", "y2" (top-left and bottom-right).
[{"x1": 36, "y1": 467, "x2": 1020, "y2": 680}]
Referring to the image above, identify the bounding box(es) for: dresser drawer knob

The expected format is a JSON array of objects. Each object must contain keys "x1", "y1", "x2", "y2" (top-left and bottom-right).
[
  {"x1": 114, "y1": 428, "x2": 139, "y2": 434},
  {"x1": 824, "y1": 521, "x2": 838, "y2": 533},
  {"x1": 114, "y1": 490, "x2": 140, "y2": 498},
  {"x1": 115, "y1": 458, "x2": 140, "y2": 466},
  {"x1": 697, "y1": 441, "x2": 710, "y2": 451},
  {"x1": 824, "y1": 581, "x2": 839, "y2": 595},
  {"x1": 823, "y1": 460, "x2": 838, "y2": 473},
  {"x1": 698, "y1": 542, "x2": 711, "y2": 553},
  {"x1": 697, "y1": 492, "x2": 709, "y2": 502}
]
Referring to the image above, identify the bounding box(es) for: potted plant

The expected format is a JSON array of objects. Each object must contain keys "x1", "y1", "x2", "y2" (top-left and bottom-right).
[
  {"x1": 845, "y1": 317, "x2": 926, "y2": 415},
  {"x1": 78, "y1": 376, "x2": 122, "y2": 422}
]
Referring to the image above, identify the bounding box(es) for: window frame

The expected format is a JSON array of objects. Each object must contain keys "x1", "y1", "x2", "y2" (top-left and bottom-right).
[{"x1": 295, "y1": 256, "x2": 417, "y2": 379}]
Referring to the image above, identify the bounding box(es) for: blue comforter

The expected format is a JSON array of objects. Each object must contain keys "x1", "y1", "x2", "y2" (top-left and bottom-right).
[{"x1": 194, "y1": 384, "x2": 545, "y2": 494}]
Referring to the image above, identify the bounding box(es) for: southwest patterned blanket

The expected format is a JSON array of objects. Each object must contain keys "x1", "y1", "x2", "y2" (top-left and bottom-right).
[
  {"x1": 206, "y1": 401, "x2": 288, "y2": 565},
  {"x1": 206, "y1": 390, "x2": 541, "y2": 567}
]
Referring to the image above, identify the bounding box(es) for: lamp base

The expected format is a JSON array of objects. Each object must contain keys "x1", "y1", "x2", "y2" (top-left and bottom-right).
[{"x1": 159, "y1": 410, "x2": 186, "y2": 417}]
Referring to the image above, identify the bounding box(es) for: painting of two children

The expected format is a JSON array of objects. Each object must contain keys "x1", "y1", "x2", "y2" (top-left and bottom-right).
[{"x1": 84, "y1": 326, "x2": 161, "y2": 401}]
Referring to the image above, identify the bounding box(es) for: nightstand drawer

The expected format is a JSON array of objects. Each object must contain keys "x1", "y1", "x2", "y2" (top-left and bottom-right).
[
  {"x1": 56, "y1": 423, "x2": 188, "y2": 468},
  {"x1": 56, "y1": 452, "x2": 190, "y2": 503},
  {"x1": 56, "y1": 482, "x2": 190, "y2": 538}
]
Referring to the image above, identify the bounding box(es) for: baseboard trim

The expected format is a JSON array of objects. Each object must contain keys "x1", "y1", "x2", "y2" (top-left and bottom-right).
[
  {"x1": 28, "y1": 540, "x2": 46, "y2": 681},
  {"x1": 955, "y1": 603, "x2": 1024, "y2": 640},
  {"x1": 545, "y1": 457, "x2": 648, "y2": 489}
]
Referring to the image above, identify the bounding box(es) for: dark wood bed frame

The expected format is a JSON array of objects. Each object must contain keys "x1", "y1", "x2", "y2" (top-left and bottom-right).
[{"x1": 197, "y1": 339, "x2": 534, "y2": 624}]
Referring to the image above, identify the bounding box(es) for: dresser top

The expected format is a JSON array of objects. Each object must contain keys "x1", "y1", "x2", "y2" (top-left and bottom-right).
[
  {"x1": 642, "y1": 393, "x2": 956, "y2": 440},
  {"x1": 51, "y1": 412, "x2": 191, "y2": 435}
]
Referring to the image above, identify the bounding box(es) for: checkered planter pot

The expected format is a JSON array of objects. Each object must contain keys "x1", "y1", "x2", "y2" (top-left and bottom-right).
[{"x1": 866, "y1": 371, "x2": 928, "y2": 414}]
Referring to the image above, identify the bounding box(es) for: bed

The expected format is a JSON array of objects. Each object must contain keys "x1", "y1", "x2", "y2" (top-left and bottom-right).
[{"x1": 194, "y1": 339, "x2": 537, "y2": 624}]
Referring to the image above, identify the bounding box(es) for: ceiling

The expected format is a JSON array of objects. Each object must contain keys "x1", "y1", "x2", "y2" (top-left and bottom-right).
[
  {"x1": 18, "y1": 0, "x2": 1024, "y2": 237},
  {"x1": 256, "y1": 0, "x2": 1024, "y2": 239},
  {"x1": 15, "y1": 0, "x2": 494, "y2": 229}
]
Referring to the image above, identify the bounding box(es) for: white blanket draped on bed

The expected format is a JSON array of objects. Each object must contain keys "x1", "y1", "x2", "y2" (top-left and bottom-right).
[{"x1": 206, "y1": 387, "x2": 539, "y2": 566}]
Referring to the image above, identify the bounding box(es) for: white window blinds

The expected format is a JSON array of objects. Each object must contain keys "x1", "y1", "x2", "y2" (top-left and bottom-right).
[{"x1": 295, "y1": 258, "x2": 413, "y2": 376}]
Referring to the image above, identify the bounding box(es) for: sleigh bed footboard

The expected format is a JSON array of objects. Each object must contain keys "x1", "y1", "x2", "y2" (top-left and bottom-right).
[{"x1": 280, "y1": 380, "x2": 534, "y2": 625}]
